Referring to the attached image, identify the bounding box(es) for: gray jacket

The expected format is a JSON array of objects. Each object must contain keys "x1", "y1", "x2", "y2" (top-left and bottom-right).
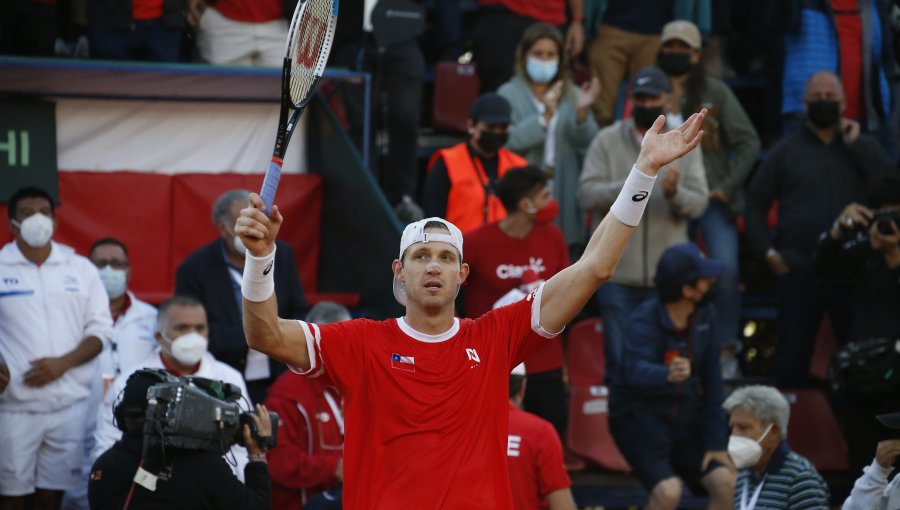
[{"x1": 578, "y1": 119, "x2": 708, "y2": 287}]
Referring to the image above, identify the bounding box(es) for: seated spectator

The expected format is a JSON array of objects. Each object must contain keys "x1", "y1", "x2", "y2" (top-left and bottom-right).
[
  {"x1": 88, "y1": 370, "x2": 271, "y2": 510},
  {"x1": 92, "y1": 295, "x2": 250, "y2": 479},
  {"x1": 423, "y1": 93, "x2": 527, "y2": 233},
  {"x1": 190, "y1": 0, "x2": 288, "y2": 66},
  {"x1": 577, "y1": 67, "x2": 708, "y2": 383},
  {"x1": 86, "y1": 0, "x2": 186, "y2": 61},
  {"x1": 472, "y1": 0, "x2": 585, "y2": 93},
  {"x1": 724, "y1": 385, "x2": 830, "y2": 509},
  {"x1": 774, "y1": 0, "x2": 897, "y2": 160},
  {"x1": 507, "y1": 363, "x2": 576, "y2": 510},
  {"x1": 0, "y1": 186, "x2": 112, "y2": 510},
  {"x1": 63, "y1": 237, "x2": 159, "y2": 510},
  {"x1": 842, "y1": 410, "x2": 900, "y2": 510},
  {"x1": 657, "y1": 20, "x2": 761, "y2": 374},
  {"x1": 814, "y1": 176, "x2": 900, "y2": 476},
  {"x1": 745, "y1": 70, "x2": 892, "y2": 387},
  {"x1": 176, "y1": 189, "x2": 307, "y2": 405},
  {"x1": 498, "y1": 22, "x2": 599, "y2": 247},
  {"x1": 463, "y1": 166, "x2": 569, "y2": 437},
  {"x1": 609, "y1": 242, "x2": 734, "y2": 510},
  {"x1": 265, "y1": 301, "x2": 348, "y2": 509}
]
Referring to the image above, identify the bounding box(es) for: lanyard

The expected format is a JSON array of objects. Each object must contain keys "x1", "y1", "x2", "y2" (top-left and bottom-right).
[
  {"x1": 740, "y1": 475, "x2": 766, "y2": 510},
  {"x1": 469, "y1": 152, "x2": 496, "y2": 223}
]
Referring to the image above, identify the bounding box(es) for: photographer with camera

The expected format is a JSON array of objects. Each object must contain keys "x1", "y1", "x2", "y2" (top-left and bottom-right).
[
  {"x1": 842, "y1": 411, "x2": 900, "y2": 509},
  {"x1": 88, "y1": 370, "x2": 272, "y2": 510},
  {"x1": 814, "y1": 175, "x2": 900, "y2": 477}
]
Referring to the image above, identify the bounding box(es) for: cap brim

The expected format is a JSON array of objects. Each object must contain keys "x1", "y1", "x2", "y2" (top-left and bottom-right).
[
  {"x1": 392, "y1": 276, "x2": 408, "y2": 307},
  {"x1": 697, "y1": 259, "x2": 728, "y2": 278},
  {"x1": 877, "y1": 411, "x2": 900, "y2": 429},
  {"x1": 478, "y1": 116, "x2": 510, "y2": 125},
  {"x1": 633, "y1": 85, "x2": 665, "y2": 96},
  {"x1": 662, "y1": 34, "x2": 700, "y2": 49}
]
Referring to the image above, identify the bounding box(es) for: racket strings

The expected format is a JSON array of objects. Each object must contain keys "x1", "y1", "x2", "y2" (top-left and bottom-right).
[{"x1": 287, "y1": 0, "x2": 335, "y2": 106}]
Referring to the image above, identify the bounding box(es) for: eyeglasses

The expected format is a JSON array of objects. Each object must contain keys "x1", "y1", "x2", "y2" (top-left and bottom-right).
[{"x1": 93, "y1": 259, "x2": 129, "y2": 270}]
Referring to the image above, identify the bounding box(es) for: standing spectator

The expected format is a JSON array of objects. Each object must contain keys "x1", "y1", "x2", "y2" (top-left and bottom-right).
[
  {"x1": 657, "y1": 20, "x2": 761, "y2": 371},
  {"x1": 190, "y1": 0, "x2": 287, "y2": 66},
  {"x1": 609, "y1": 242, "x2": 734, "y2": 510},
  {"x1": 499, "y1": 23, "x2": 600, "y2": 247},
  {"x1": 507, "y1": 363, "x2": 577, "y2": 510},
  {"x1": 87, "y1": 0, "x2": 186, "y2": 61},
  {"x1": 776, "y1": 0, "x2": 897, "y2": 160},
  {"x1": 578, "y1": 67, "x2": 708, "y2": 383},
  {"x1": 0, "y1": 0, "x2": 59, "y2": 56},
  {"x1": 0, "y1": 186, "x2": 113, "y2": 510},
  {"x1": 175, "y1": 189, "x2": 307, "y2": 404},
  {"x1": 583, "y1": 0, "x2": 707, "y2": 126},
  {"x1": 473, "y1": 0, "x2": 585, "y2": 92},
  {"x1": 63, "y1": 237, "x2": 159, "y2": 510},
  {"x1": 91, "y1": 296, "x2": 250, "y2": 476},
  {"x1": 464, "y1": 167, "x2": 570, "y2": 437},
  {"x1": 842, "y1": 411, "x2": 900, "y2": 510},
  {"x1": 745, "y1": 70, "x2": 892, "y2": 387},
  {"x1": 724, "y1": 385, "x2": 830, "y2": 509},
  {"x1": 328, "y1": 0, "x2": 425, "y2": 222},
  {"x1": 265, "y1": 301, "x2": 348, "y2": 509},
  {"x1": 814, "y1": 176, "x2": 900, "y2": 476},
  {"x1": 423, "y1": 93, "x2": 528, "y2": 233}
]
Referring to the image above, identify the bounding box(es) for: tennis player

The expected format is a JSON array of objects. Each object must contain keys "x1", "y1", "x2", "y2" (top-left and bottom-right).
[{"x1": 236, "y1": 111, "x2": 707, "y2": 509}]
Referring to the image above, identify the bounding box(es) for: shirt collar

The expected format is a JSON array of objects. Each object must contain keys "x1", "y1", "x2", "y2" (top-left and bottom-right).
[
  {"x1": 756, "y1": 440, "x2": 790, "y2": 480},
  {"x1": 0, "y1": 240, "x2": 71, "y2": 265}
]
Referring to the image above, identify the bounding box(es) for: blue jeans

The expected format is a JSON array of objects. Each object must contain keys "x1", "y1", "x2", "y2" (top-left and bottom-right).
[
  {"x1": 596, "y1": 283, "x2": 657, "y2": 385},
  {"x1": 691, "y1": 201, "x2": 741, "y2": 347}
]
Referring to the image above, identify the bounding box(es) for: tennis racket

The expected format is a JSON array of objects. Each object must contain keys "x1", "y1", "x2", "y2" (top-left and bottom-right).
[{"x1": 259, "y1": 0, "x2": 339, "y2": 215}]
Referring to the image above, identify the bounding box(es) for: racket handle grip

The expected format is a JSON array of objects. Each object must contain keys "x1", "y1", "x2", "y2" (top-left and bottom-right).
[{"x1": 260, "y1": 158, "x2": 283, "y2": 216}]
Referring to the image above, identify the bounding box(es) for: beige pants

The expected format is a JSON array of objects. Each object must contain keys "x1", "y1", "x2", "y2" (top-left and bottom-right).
[
  {"x1": 587, "y1": 24, "x2": 661, "y2": 126},
  {"x1": 197, "y1": 7, "x2": 288, "y2": 67}
]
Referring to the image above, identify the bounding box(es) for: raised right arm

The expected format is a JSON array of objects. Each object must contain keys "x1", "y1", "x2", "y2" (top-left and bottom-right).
[{"x1": 237, "y1": 193, "x2": 312, "y2": 371}]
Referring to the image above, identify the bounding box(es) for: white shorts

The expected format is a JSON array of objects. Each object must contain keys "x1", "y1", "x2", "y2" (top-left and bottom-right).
[
  {"x1": 0, "y1": 402, "x2": 88, "y2": 495},
  {"x1": 197, "y1": 7, "x2": 288, "y2": 67}
]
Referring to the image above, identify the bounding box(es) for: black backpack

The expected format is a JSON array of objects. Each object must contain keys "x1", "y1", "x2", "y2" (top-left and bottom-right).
[{"x1": 830, "y1": 337, "x2": 900, "y2": 394}]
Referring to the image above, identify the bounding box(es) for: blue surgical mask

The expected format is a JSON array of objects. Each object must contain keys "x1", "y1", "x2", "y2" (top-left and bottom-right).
[{"x1": 526, "y1": 57, "x2": 558, "y2": 84}]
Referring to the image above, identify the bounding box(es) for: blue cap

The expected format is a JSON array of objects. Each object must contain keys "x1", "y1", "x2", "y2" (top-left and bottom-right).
[
  {"x1": 632, "y1": 67, "x2": 672, "y2": 96},
  {"x1": 655, "y1": 242, "x2": 726, "y2": 293}
]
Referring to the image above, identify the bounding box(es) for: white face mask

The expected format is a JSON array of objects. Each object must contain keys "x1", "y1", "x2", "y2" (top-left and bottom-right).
[
  {"x1": 12, "y1": 213, "x2": 54, "y2": 248},
  {"x1": 165, "y1": 331, "x2": 208, "y2": 366},
  {"x1": 728, "y1": 423, "x2": 774, "y2": 469},
  {"x1": 98, "y1": 266, "x2": 127, "y2": 299}
]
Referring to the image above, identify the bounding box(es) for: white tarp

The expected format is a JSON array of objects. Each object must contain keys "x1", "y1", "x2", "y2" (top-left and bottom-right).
[{"x1": 56, "y1": 99, "x2": 307, "y2": 174}]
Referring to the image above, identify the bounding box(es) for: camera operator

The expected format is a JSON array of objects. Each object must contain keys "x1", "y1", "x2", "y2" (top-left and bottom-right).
[
  {"x1": 842, "y1": 410, "x2": 900, "y2": 510},
  {"x1": 87, "y1": 370, "x2": 272, "y2": 510},
  {"x1": 814, "y1": 175, "x2": 900, "y2": 477}
]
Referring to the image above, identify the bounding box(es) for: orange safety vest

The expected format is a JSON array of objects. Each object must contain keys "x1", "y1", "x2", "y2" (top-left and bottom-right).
[{"x1": 428, "y1": 143, "x2": 527, "y2": 233}]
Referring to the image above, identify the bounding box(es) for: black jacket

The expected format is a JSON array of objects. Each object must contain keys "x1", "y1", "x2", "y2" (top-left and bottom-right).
[
  {"x1": 745, "y1": 127, "x2": 891, "y2": 273},
  {"x1": 175, "y1": 239, "x2": 308, "y2": 376},
  {"x1": 88, "y1": 0, "x2": 187, "y2": 30},
  {"x1": 88, "y1": 434, "x2": 270, "y2": 510}
]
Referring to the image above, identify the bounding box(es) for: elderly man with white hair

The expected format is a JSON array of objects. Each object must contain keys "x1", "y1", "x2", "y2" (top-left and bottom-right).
[{"x1": 723, "y1": 385, "x2": 829, "y2": 509}]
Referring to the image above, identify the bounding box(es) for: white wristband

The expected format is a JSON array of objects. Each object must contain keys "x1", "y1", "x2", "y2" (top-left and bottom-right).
[
  {"x1": 241, "y1": 245, "x2": 276, "y2": 302},
  {"x1": 610, "y1": 165, "x2": 657, "y2": 227}
]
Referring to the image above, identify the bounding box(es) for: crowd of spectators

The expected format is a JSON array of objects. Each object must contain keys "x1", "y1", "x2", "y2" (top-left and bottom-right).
[{"x1": 3, "y1": 0, "x2": 900, "y2": 508}]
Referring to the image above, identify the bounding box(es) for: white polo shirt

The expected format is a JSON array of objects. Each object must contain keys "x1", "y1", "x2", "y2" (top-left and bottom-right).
[
  {"x1": 98, "y1": 292, "x2": 158, "y2": 379},
  {"x1": 0, "y1": 241, "x2": 113, "y2": 412}
]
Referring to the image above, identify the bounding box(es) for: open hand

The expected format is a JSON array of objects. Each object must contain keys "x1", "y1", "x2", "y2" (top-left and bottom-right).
[
  {"x1": 636, "y1": 109, "x2": 706, "y2": 176},
  {"x1": 24, "y1": 357, "x2": 69, "y2": 387},
  {"x1": 236, "y1": 193, "x2": 282, "y2": 257},
  {"x1": 576, "y1": 77, "x2": 601, "y2": 112}
]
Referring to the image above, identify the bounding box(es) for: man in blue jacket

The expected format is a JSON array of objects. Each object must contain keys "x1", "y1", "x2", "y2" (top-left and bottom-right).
[{"x1": 609, "y1": 242, "x2": 735, "y2": 510}]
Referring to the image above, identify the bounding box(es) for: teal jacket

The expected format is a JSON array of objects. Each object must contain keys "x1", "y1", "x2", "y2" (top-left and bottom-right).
[
  {"x1": 583, "y1": 0, "x2": 711, "y2": 39},
  {"x1": 498, "y1": 75, "x2": 599, "y2": 246}
]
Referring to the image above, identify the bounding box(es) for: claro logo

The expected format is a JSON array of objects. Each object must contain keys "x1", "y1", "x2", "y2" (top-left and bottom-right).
[{"x1": 495, "y1": 258, "x2": 546, "y2": 279}]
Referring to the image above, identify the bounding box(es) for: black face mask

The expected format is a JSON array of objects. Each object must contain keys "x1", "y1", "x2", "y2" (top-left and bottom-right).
[
  {"x1": 658, "y1": 52, "x2": 693, "y2": 76},
  {"x1": 807, "y1": 100, "x2": 841, "y2": 128},
  {"x1": 476, "y1": 131, "x2": 508, "y2": 154},
  {"x1": 633, "y1": 106, "x2": 664, "y2": 131}
]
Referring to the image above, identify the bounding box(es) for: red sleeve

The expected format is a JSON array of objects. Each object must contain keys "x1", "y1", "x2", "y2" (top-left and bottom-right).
[
  {"x1": 478, "y1": 283, "x2": 561, "y2": 370},
  {"x1": 291, "y1": 319, "x2": 368, "y2": 394},
  {"x1": 263, "y1": 394, "x2": 341, "y2": 489},
  {"x1": 535, "y1": 420, "x2": 571, "y2": 496}
]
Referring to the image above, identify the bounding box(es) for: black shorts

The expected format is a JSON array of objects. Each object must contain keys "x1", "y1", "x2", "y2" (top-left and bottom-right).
[{"x1": 610, "y1": 406, "x2": 720, "y2": 494}]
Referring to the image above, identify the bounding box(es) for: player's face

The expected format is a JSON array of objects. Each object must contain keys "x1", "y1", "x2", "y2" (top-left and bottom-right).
[{"x1": 394, "y1": 239, "x2": 468, "y2": 308}]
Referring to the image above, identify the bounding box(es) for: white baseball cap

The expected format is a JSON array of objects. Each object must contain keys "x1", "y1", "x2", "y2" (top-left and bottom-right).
[{"x1": 393, "y1": 217, "x2": 464, "y2": 306}]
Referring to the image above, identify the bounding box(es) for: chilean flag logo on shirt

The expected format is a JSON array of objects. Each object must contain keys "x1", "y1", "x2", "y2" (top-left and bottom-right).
[{"x1": 391, "y1": 353, "x2": 415, "y2": 372}]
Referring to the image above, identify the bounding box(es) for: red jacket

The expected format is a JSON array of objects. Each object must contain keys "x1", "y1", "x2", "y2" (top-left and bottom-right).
[{"x1": 264, "y1": 372, "x2": 343, "y2": 509}]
